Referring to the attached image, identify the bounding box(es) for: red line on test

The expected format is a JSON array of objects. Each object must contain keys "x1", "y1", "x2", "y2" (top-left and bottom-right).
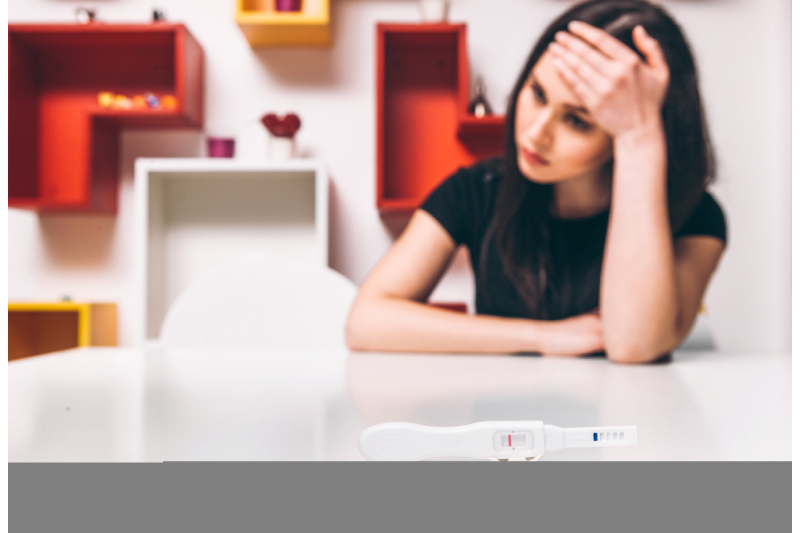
[{"x1": 508, "y1": 435, "x2": 512, "y2": 447}]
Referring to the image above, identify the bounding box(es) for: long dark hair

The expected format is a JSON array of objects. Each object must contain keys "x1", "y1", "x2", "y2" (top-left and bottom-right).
[{"x1": 481, "y1": 0, "x2": 716, "y2": 320}]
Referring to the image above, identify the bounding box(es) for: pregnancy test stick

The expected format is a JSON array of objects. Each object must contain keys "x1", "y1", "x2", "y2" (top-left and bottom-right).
[{"x1": 359, "y1": 421, "x2": 638, "y2": 461}]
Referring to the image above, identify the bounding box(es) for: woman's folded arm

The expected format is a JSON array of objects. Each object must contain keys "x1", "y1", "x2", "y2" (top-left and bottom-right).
[{"x1": 346, "y1": 210, "x2": 604, "y2": 356}]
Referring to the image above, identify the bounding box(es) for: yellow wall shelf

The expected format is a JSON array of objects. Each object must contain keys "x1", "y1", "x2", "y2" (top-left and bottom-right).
[
  {"x1": 8, "y1": 302, "x2": 117, "y2": 361},
  {"x1": 236, "y1": 0, "x2": 331, "y2": 46}
]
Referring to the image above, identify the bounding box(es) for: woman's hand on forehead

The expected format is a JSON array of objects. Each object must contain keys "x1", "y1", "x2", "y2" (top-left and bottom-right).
[{"x1": 546, "y1": 20, "x2": 670, "y2": 140}]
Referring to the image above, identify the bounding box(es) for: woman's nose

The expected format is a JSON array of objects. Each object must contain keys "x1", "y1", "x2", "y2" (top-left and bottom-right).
[{"x1": 523, "y1": 110, "x2": 554, "y2": 148}]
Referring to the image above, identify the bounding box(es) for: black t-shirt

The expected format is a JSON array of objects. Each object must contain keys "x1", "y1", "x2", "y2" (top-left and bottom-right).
[{"x1": 420, "y1": 157, "x2": 727, "y2": 320}]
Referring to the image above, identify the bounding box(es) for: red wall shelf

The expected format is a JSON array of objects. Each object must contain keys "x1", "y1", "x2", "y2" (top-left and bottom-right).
[
  {"x1": 376, "y1": 24, "x2": 504, "y2": 213},
  {"x1": 8, "y1": 23, "x2": 205, "y2": 213}
]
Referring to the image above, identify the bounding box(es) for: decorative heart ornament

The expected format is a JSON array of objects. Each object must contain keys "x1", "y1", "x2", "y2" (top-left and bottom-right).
[{"x1": 260, "y1": 113, "x2": 302, "y2": 138}]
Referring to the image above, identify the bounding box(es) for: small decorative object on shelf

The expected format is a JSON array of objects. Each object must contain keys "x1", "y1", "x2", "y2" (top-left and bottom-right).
[
  {"x1": 97, "y1": 91, "x2": 115, "y2": 108},
  {"x1": 275, "y1": 0, "x2": 303, "y2": 12},
  {"x1": 144, "y1": 92, "x2": 160, "y2": 108},
  {"x1": 419, "y1": 0, "x2": 449, "y2": 23},
  {"x1": 261, "y1": 113, "x2": 302, "y2": 159},
  {"x1": 75, "y1": 7, "x2": 97, "y2": 24},
  {"x1": 96, "y1": 91, "x2": 176, "y2": 110},
  {"x1": 132, "y1": 95, "x2": 147, "y2": 108},
  {"x1": 152, "y1": 9, "x2": 166, "y2": 22},
  {"x1": 469, "y1": 76, "x2": 493, "y2": 118},
  {"x1": 207, "y1": 137, "x2": 236, "y2": 158},
  {"x1": 115, "y1": 94, "x2": 134, "y2": 109},
  {"x1": 161, "y1": 94, "x2": 177, "y2": 110}
]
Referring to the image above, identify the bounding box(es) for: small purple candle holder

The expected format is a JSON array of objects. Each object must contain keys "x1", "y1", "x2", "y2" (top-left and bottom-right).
[
  {"x1": 275, "y1": 0, "x2": 302, "y2": 12},
  {"x1": 207, "y1": 137, "x2": 235, "y2": 158}
]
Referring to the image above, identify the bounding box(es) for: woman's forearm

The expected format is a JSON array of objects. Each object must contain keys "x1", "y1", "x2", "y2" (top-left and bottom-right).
[
  {"x1": 601, "y1": 124, "x2": 680, "y2": 363},
  {"x1": 346, "y1": 295, "x2": 544, "y2": 354},
  {"x1": 347, "y1": 295, "x2": 605, "y2": 356}
]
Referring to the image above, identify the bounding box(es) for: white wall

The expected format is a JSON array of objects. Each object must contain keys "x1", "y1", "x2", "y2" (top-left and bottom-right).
[{"x1": 8, "y1": 0, "x2": 791, "y2": 352}]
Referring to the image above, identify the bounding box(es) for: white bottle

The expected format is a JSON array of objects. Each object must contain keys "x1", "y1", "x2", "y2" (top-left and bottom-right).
[{"x1": 419, "y1": 0, "x2": 449, "y2": 23}]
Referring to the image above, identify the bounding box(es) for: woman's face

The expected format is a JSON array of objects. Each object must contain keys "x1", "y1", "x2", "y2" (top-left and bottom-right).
[{"x1": 515, "y1": 50, "x2": 614, "y2": 184}]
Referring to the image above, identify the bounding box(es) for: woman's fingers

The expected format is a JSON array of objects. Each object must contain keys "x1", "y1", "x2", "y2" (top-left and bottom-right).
[
  {"x1": 632, "y1": 26, "x2": 670, "y2": 80},
  {"x1": 549, "y1": 52, "x2": 598, "y2": 109},
  {"x1": 554, "y1": 30, "x2": 614, "y2": 75},
  {"x1": 548, "y1": 42, "x2": 607, "y2": 94},
  {"x1": 567, "y1": 20, "x2": 641, "y2": 64}
]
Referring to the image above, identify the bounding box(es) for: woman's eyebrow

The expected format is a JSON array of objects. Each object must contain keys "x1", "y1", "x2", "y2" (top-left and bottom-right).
[{"x1": 531, "y1": 74, "x2": 590, "y2": 115}]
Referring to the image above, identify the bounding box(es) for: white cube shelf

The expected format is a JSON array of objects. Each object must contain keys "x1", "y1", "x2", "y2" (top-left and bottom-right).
[{"x1": 134, "y1": 158, "x2": 328, "y2": 343}]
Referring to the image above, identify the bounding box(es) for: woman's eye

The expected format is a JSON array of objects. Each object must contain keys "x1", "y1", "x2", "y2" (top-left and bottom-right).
[
  {"x1": 565, "y1": 114, "x2": 590, "y2": 131},
  {"x1": 532, "y1": 85, "x2": 545, "y2": 103}
]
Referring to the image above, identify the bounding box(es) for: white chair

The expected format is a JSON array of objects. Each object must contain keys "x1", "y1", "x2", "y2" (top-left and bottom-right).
[{"x1": 159, "y1": 252, "x2": 357, "y2": 348}]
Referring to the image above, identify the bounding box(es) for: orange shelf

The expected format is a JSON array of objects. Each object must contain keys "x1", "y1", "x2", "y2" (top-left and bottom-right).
[
  {"x1": 376, "y1": 24, "x2": 504, "y2": 214},
  {"x1": 8, "y1": 302, "x2": 117, "y2": 361},
  {"x1": 8, "y1": 23, "x2": 205, "y2": 213},
  {"x1": 236, "y1": 0, "x2": 331, "y2": 47}
]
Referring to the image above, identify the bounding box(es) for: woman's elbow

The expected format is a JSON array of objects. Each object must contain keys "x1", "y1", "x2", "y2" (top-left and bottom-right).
[
  {"x1": 345, "y1": 310, "x2": 366, "y2": 351},
  {"x1": 607, "y1": 348, "x2": 661, "y2": 364},
  {"x1": 344, "y1": 298, "x2": 376, "y2": 351},
  {"x1": 345, "y1": 325, "x2": 371, "y2": 352},
  {"x1": 603, "y1": 324, "x2": 679, "y2": 364},
  {"x1": 605, "y1": 340, "x2": 673, "y2": 365}
]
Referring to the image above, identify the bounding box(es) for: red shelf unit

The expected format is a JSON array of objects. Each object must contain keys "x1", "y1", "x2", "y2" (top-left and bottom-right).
[
  {"x1": 376, "y1": 24, "x2": 504, "y2": 213},
  {"x1": 8, "y1": 23, "x2": 204, "y2": 213}
]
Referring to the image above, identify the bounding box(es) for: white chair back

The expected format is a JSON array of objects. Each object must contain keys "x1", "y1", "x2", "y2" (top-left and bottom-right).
[{"x1": 159, "y1": 252, "x2": 357, "y2": 348}]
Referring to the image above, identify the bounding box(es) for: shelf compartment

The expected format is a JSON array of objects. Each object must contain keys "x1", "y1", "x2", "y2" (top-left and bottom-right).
[
  {"x1": 456, "y1": 115, "x2": 506, "y2": 138},
  {"x1": 8, "y1": 302, "x2": 118, "y2": 361},
  {"x1": 376, "y1": 24, "x2": 504, "y2": 213},
  {"x1": 134, "y1": 158, "x2": 329, "y2": 342},
  {"x1": 236, "y1": 0, "x2": 330, "y2": 46},
  {"x1": 8, "y1": 23, "x2": 205, "y2": 213}
]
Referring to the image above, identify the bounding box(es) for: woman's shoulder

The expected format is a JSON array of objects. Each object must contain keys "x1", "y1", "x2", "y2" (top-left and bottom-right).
[
  {"x1": 419, "y1": 157, "x2": 504, "y2": 246},
  {"x1": 441, "y1": 157, "x2": 505, "y2": 189},
  {"x1": 674, "y1": 190, "x2": 727, "y2": 244},
  {"x1": 422, "y1": 157, "x2": 504, "y2": 204}
]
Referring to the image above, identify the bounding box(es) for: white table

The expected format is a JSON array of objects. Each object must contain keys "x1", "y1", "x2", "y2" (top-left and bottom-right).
[{"x1": 8, "y1": 346, "x2": 791, "y2": 461}]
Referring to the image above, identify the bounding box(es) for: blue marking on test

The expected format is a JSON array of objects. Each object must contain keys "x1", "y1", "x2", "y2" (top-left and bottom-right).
[{"x1": 593, "y1": 432, "x2": 598, "y2": 441}]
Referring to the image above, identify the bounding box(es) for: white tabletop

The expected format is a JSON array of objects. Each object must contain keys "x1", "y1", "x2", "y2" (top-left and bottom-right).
[{"x1": 8, "y1": 346, "x2": 791, "y2": 461}]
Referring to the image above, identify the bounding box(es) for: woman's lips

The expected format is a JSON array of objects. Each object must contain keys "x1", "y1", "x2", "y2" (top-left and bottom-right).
[{"x1": 520, "y1": 147, "x2": 550, "y2": 166}]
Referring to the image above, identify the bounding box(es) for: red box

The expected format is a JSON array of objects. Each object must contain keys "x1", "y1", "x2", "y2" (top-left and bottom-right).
[
  {"x1": 376, "y1": 24, "x2": 504, "y2": 213},
  {"x1": 8, "y1": 23, "x2": 205, "y2": 213}
]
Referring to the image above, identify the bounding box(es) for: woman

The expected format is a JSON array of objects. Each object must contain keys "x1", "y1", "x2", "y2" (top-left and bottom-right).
[{"x1": 346, "y1": 0, "x2": 726, "y2": 363}]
